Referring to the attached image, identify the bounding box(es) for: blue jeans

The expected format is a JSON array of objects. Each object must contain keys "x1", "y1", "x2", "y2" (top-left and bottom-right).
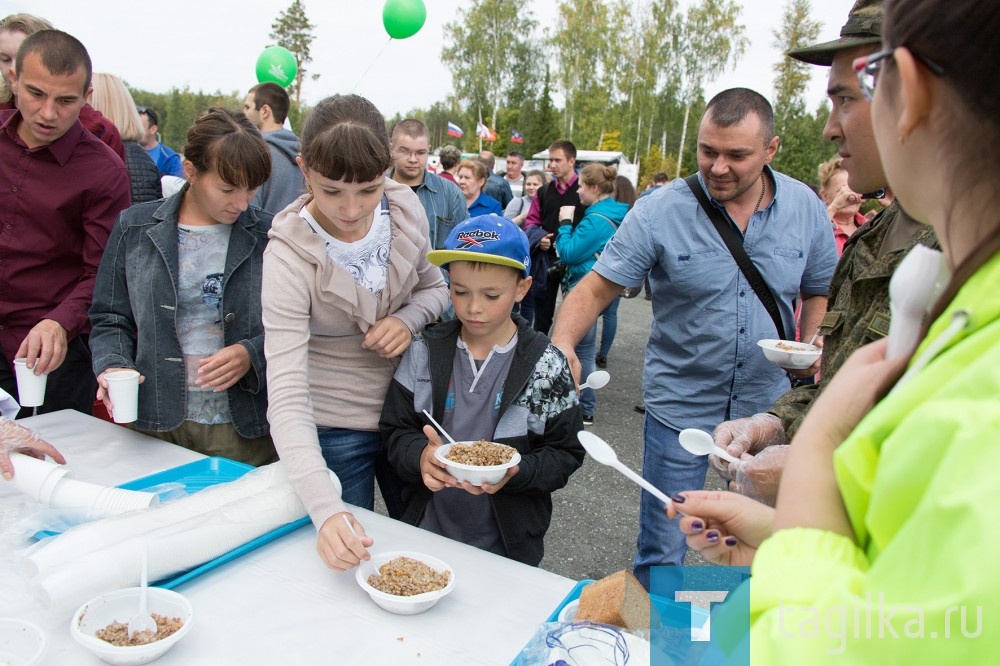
[
  {"x1": 632, "y1": 413, "x2": 708, "y2": 590},
  {"x1": 575, "y1": 322, "x2": 598, "y2": 417},
  {"x1": 316, "y1": 427, "x2": 381, "y2": 510},
  {"x1": 598, "y1": 297, "x2": 620, "y2": 359}
]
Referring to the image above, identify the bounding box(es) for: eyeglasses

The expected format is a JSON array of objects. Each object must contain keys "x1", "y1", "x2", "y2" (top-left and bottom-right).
[
  {"x1": 394, "y1": 147, "x2": 429, "y2": 160},
  {"x1": 853, "y1": 48, "x2": 945, "y2": 100}
]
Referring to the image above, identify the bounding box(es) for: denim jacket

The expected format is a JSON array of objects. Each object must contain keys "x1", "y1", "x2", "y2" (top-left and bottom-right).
[
  {"x1": 89, "y1": 186, "x2": 273, "y2": 438},
  {"x1": 390, "y1": 168, "x2": 468, "y2": 249}
]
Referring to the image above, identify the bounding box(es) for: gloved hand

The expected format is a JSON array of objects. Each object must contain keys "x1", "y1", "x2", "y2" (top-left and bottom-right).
[
  {"x1": 0, "y1": 417, "x2": 66, "y2": 480},
  {"x1": 728, "y1": 445, "x2": 789, "y2": 507},
  {"x1": 709, "y1": 413, "x2": 786, "y2": 481}
]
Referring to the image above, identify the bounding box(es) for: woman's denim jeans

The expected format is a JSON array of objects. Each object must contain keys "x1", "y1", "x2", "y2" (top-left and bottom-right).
[{"x1": 316, "y1": 427, "x2": 381, "y2": 510}]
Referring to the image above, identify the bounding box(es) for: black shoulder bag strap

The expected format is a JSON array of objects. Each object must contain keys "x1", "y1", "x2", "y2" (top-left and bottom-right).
[{"x1": 684, "y1": 174, "x2": 788, "y2": 340}]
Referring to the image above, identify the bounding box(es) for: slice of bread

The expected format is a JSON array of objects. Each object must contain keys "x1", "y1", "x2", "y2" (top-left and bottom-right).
[{"x1": 575, "y1": 569, "x2": 650, "y2": 631}]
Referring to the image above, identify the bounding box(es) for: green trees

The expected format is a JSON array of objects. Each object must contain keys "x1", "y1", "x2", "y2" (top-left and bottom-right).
[
  {"x1": 269, "y1": 0, "x2": 318, "y2": 107},
  {"x1": 441, "y1": 0, "x2": 542, "y2": 147},
  {"x1": 674, "y1": 0, "x2": 748, "y2": 176},
  {"x1": 769, "y1": 0, "x2": 834, "y2": 186}
]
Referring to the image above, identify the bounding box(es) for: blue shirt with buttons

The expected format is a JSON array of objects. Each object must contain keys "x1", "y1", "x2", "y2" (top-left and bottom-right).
[{"x1": 594, "y1": 166, "x2": 838, "y2": 431}]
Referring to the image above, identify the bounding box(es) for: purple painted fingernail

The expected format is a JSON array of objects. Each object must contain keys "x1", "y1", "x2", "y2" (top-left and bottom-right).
[
  {"x1": 706, "y1": 531, "x2": 720, "y2": 543},
  {"x1": 690, "y1": 520, "x2": 704, "y2": 532},
  {"x1": 670, "y1": 493, "x2": 687, "y2": 504},
  {"x1": 725, "y1": 537, "x2": 738, "y2": 547}
]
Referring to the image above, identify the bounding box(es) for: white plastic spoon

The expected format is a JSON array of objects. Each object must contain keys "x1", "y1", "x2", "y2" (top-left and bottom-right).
[
  {"x1": 422, "y1": 409, "x2": 457, "y2": 444},
  {"x1": 578, "y1": 370, "x2": 611, "y2": 392},
  {"x1": 127, "y1": 545, "x2": 157, "y2": 638},
  {"x1": 678, "y1": 429, "x2": 741, "y2": 464},
  {"x1": 577, "y1": 431, "x2": 672, "y2": 507}
]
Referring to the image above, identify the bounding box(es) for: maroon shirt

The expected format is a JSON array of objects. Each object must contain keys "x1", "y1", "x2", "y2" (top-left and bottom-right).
[
  {"x1": 0, "y1": 100, "x2": 125, "y2": 163},
  {"x1": 0, "y1": 109, "x2": 131, "y2": 361}
]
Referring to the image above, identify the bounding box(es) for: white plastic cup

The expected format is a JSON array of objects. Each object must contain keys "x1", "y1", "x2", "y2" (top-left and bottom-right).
[
  {"x1": 104, "y1": 369, "x2": 140, "y2": 423},
  {"x1": 13, "y1": 358, "x2": 46, "y2": 407},
  {"x1": 46, "y1": 477, "x2": 157, "y2": 518},
  {"x1": 4, "y1": 452, "x2": 71, "y2": 503}
]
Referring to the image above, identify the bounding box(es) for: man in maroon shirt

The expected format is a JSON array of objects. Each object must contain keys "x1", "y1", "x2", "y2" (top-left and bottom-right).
[
  {"x1": 0, "y1": 13, "x2": 125, "y2": 162},
  {"x1": 0, "y1": 30, "x2": 130, "y2": 416}
]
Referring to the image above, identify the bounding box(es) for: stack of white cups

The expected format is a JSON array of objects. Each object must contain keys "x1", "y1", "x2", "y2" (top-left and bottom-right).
[
  {"x1": 20, "y1": 462, "x2": 337, "y2": 618},
  {"x1": 5, "y1": 453, "x2": 158, "y2": 520}
]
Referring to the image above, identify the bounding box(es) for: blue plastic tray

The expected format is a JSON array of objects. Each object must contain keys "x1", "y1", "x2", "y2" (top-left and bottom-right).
[{"x1": 39, "y1": 457, "x2": 310, "y2": 589}]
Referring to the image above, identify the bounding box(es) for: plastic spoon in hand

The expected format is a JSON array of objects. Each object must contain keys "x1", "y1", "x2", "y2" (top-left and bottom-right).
[
  {"x1": 678, "y1": 429, "x2": 741, "y2": 464},
  {"x1": 577, "y1": 431, "x2": 672, "y2": 507},
  {"x1": 422, "y1": 409, "x2": 457, "y2": 444},
  {"x1": 578, "y1": 370, "x2": 610, "y2": 391},
  {"x1": 127, "y1": 545, "x2": 156, "y2": 638}
]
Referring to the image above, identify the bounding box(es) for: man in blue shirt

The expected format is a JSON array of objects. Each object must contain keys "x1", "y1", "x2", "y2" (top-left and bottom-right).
[
  {"x1": 137, "y1": 105, "x2": 183, "y2": 178},
  {"x1": 551, "y1": 88, "x2": 837, "y2": 588},
  {"x1": 388, "y1": 118, "x2": 468, "y2": 249}
]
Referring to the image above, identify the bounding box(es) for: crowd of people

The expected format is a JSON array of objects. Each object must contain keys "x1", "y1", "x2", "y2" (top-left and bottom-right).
[{"x1": 2, "y1": 0, "x2": 999, "y2": 658}]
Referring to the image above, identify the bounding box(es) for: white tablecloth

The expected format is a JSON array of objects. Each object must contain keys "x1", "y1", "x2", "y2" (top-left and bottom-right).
[{"x1": 0, "y1": 411, "x2": 577, "y2": 664}]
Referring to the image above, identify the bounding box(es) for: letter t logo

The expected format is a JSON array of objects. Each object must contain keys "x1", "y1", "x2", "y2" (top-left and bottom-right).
[{"x1": 675, "y1": 591, "x2": 729, "y2": 641}]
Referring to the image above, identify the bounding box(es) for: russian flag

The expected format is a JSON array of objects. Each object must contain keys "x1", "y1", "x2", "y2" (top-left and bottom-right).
[
  {"x1": 476, "y1": 122, "x2": 491, "y2": 138},
  {"x1": 510, "y1": 130, "x2": 524, "y2": 144},
  {"x1": 447, "y1": 122, "x2": 463, "y2": 138}
]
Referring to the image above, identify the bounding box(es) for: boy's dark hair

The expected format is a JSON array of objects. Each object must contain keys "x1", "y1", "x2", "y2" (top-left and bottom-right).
[
  {"x1": 16, "y1": 29, "x2": 92, "y2": 92},
  {"x1": 451, "y1": 260, "x2": 524, "y2": 281},
  {"x1": 248, "y1": 82, "x2": 291, "y2": 124},
  {"x1": 184, "y1": 107, "x2": 271, "y2": 189},
  {"x1": 300, "y1": 94, "x2": 392, "y2": 183}
]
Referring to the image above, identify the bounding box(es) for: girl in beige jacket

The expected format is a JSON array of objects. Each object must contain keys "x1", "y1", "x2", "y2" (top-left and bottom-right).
[{"x1": 262, "y1": 95, "x2": 448, "y2": 571}]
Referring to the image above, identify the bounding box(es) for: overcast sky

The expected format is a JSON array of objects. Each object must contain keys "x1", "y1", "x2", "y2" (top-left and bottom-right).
[{"x1": 19, "y1": 0, "x2": 854, "y2": 120}]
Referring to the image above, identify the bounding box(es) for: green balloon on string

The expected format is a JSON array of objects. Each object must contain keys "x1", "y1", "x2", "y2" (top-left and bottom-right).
[
  {"x1": 255, "y1": 46, "x2": 297, "y2": 87},
  {"x1": 382, "y1": 0, "x2": 427, "y2": 40}
]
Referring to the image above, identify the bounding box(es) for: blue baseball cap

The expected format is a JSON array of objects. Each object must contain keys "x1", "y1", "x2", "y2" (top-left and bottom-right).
[{"x1": 428, "y1": 214, "x2": 531, "y2": 277}]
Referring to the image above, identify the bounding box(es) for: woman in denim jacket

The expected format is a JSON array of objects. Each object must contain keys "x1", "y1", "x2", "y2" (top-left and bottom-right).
[{"x1": 89, "y1": 108, "x2": 277, "y2": 466}]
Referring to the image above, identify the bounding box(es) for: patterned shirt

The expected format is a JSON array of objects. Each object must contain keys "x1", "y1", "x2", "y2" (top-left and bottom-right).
[
  {"x1": 300, "y1": 199, "x2": 391, "y2": 295},
  {"x1": 176, "y1": 223, "x2": 232, "y2": 425}
]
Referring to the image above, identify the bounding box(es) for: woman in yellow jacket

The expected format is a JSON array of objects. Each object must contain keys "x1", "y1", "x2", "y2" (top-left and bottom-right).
[{"x1": 669, "y1": 0, "x2": 1000, "y2": 661}]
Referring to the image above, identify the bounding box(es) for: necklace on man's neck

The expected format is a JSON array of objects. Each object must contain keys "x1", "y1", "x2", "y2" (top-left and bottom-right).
[{"x1": 752, "y1": 173, "x2": 766, "y2": 215}]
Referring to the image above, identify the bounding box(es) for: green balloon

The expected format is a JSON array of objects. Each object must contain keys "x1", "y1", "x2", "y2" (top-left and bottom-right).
[
  {"x1": 255, "y1": 46, "x2": 297, "y2": 87},
  {"x1": 382, "y1": 0, "x2": 427, "y2": 40}
]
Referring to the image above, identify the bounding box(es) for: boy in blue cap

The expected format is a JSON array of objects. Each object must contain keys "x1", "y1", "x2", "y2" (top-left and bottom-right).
[{"x1": 379, "y1": 214, "x2": 585, "y2": 565}]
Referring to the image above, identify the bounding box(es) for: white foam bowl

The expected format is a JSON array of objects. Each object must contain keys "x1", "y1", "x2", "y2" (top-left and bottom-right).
[
  {"x1": 0, "y1": 618, "x2": 47, "y2": 665},
  {"x1": 757, "y1": 339, "x2": 822, "y2": 370},
  {"x1": 70, "y1": 587, "x2": 194, "y2": 665},
  {"x1": 356, "y1": 550, "x2": 455, "y2": 615},
  {"x1": 434, "y1": 442, "x2": 521, "y2": 486}
]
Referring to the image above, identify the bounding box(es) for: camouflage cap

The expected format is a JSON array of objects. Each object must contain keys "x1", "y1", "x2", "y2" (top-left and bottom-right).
[{"x1": 787, "y1": 0, "x2": 883, "y2": 66}]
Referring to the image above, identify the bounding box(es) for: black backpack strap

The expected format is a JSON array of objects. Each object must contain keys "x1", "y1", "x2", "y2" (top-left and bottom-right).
[{"x1": 684, "y1": 174, "x2": 787, "y2": 340}]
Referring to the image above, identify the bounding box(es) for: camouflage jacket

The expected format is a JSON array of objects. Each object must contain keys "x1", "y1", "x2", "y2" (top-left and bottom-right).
[{"x1": 769, "y1": 202, "x2": 940, "y2": 438}]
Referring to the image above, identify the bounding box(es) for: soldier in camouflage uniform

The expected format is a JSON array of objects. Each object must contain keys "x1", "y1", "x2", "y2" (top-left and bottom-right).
[{"x1": 709, "y1": 0, "x2": 940, "y2": 504}]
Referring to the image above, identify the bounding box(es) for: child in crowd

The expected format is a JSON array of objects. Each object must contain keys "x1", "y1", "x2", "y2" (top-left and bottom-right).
[
  {"x1": 380, "y1": 214, "x2": 585, "y2": 565},
  {"x1": 262, "y1": 95, "x2": 448, "y2": 571}
]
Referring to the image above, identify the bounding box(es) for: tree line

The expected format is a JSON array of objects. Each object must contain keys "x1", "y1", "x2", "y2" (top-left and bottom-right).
[{"x1": 125, "y1": 0, "x2": 836, "y2": 191}]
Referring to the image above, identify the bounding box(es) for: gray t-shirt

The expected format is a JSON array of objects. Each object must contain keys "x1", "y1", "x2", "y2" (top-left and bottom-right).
[
  {"x1": 420, "y1": 333, "x2": 518, "y2": 555},
  {"x1": 176, "y1": 223, "x2": 232, "y2": 425}
]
